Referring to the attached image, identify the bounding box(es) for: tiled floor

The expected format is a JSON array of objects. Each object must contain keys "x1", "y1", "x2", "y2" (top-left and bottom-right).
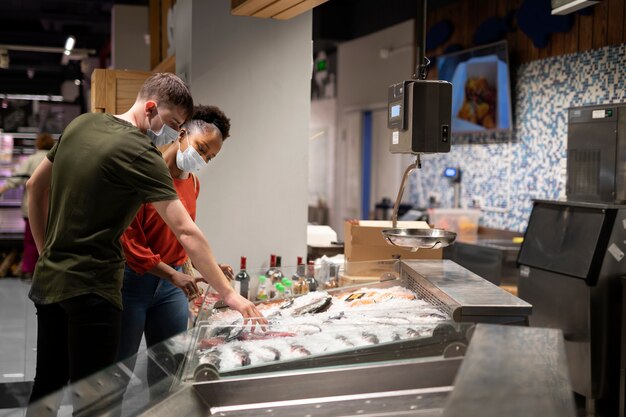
[
  {"x1": 0, "y1": 278, "x2": 36, "y2": 385},
  {"x1": 0, "y1": 278, "x2": 36, "y2": 416},
  {"x1": 0, "y1": 278, "x2": 150, "y2": 417}
]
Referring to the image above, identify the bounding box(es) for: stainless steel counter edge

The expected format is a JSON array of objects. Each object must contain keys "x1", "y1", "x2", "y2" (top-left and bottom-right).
[{"x1": 401, "y1": 260, "x2": 532, "y2": 321}]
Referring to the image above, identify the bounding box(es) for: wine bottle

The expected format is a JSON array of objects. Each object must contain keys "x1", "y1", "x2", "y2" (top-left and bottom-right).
[
  {"x1": 235, "y1": 256, "x2": 250, "y2": 299},
  {"x1": 273, "y1": 255, "x2": 285, "y2": 284},
  {"x1": 305, "y1": 261, "x2": 318, "y2": 292},
  {"x1": 292, "y1": 256, "x2": 307, "y2": 295}
]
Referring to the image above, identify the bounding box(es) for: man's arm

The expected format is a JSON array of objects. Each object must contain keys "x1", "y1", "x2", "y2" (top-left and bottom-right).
[
  {"x1": 152, "y1": 199, "x2": 266, "y2": 326},
  {"x1": 26, "y1": 158, "x2": 53, "y2": 253}
]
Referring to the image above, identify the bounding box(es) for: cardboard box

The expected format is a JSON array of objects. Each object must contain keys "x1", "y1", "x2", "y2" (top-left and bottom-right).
[{"x1": 344, "y1": 220, "x2": 442, "y2": 275}]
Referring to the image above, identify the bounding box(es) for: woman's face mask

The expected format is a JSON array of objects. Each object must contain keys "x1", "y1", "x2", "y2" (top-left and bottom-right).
[
  {"x1": 147, "y1": 110, "x2": 179, "y2": 147},
  {"x1": 176, "y1": 131, "x2": 209, "y2": 172}
]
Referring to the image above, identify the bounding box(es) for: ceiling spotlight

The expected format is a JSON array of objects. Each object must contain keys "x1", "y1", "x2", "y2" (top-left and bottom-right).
[
  {"x1": 74, "y1": 79, "x2": 81, "y2": 86},
  {"x1": 27, "y1": 67, "x2": 35, "y2": 79},
  {"x1": 64, "y1": 36, "x2": 76, "y2": 52},
  {"x1": 63, "y1": 50, "x2": 71, "y2": 56}
]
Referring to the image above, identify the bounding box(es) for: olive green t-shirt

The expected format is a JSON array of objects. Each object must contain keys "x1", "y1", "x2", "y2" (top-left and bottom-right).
[{"x1": 29, "y1": 113, "x2": 179, "y2": 310}]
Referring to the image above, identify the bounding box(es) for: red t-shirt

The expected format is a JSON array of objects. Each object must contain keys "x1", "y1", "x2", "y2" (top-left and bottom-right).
[{"x1": 121, "y1": 175, "x2": 199, "y2": 274}]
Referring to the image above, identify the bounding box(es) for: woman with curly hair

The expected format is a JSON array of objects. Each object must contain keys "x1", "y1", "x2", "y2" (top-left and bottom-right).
[{"x1": 118, "y1": 105, "x2": 232, "y2": 365}]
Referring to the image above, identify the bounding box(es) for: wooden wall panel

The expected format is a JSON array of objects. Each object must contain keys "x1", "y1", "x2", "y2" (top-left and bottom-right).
[
  {"x1": 427, "y1": 0, "x2": 624, "y2": 67},
  {"x1": 578, "y1": 12, "x2": 594, "y2": 51},
  {"x1": 607, "y1": 0, "x2": 625, "y2": 45},
  {"x1": 561, "y1": 14, "x2": 579, "y2": 55},
  {"x1": 592, "y1": 0, "x2": 609, "y2": 50}
]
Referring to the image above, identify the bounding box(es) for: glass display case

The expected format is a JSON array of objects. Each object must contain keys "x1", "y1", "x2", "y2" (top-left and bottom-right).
[{"x1": 8, "y1": 260, "x2": 549, "y2": 417}]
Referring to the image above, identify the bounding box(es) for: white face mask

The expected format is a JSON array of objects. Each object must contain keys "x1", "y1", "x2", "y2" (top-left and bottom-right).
[
  {"x1": 146, "y1": 111, "x2": 179, "y2": 147},
  {"x1": 176, "y1": 131, "x2": 209, "y2": 172}
]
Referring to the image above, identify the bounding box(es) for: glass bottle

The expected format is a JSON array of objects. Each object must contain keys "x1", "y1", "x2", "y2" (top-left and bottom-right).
[
  {"x1": 256, "y1": 275, "x2": 269, "y2": 301},
  {"x1": 305, "y1": 261, "x2": 318, "y2": 292},
  {"x1": 274, "y1": 283, "x2": 285, "y2": 299},
  {"x1": 292, "y1": 257, "x2": 308, "y2": 295},
  {"x1": 235, "y1": 256, "x2": 250, "y2": 299},
  {"x1": 272, "y1": 255, "x2": 285, "y2": 284},
  {"x1": 281, "y1": 277, "x2": 293, "y2": 297}
]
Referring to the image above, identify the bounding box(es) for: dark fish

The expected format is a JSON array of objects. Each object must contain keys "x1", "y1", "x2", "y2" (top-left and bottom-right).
[
  {"x1": 279, "y1": 299, "x2": 295, "y2": 309},
  {"x1": 231, "y1": 346, "x2": 251, "y2": 366},
  {"x1": 290, "y1": 344, "x2": 312, "y2": 356},
  {"x1": 292, "y1": 296, "x2": 332, "y2": 316},
  {"x1": 260, "y1": 346, "x2": 281, "y2": 361},
  {"x1": 213, "y1": 319, "x2": 245, "y2": 342},
  {"x1": 336, "y1": 335, "x2": 355, "y2": 347},
  {"x1": 361, "y1": 332, "x2": 379, "y2": 344},
  {"x1": 406, "y1": 328, "x2": 422, "y2": 338},
  {"x1": 391, "y1": 332, "x2": 402, "y2": 341}
]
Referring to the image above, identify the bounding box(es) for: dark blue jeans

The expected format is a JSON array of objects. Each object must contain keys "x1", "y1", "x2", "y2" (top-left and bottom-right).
[{"x1": 117, "y1": 265, "x2": 189, "y2": 365}]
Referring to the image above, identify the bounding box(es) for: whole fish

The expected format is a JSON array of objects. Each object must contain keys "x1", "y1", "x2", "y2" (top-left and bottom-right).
[
  {"x1": 260, "y1": 346, "x2": 281, "y2": 361},
  {"x1": 335, "y1": 335, "x2": 355, "y2": 347},
  {"x1": 290, "y1": 344, "x2": 312, "y2": 357},
  {"x1": 292, "y1": 296, "x2": 332, "y2": 316},
  {"x1": 231, "y1": 346, "x2": 251, "y2": 367},
  {"x1": 361, "y1": 332, "x2": 380, "y2": 345}
]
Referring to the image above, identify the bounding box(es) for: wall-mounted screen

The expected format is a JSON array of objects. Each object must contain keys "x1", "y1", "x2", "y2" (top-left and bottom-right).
[{"x1": 437, "y1": 40, "x2": 513, "y2": 134}]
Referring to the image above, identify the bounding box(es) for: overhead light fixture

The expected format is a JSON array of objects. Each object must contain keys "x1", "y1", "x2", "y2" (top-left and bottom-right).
[
  {"x1": 64, "y1": 36, "x2": 76, "y2": 52},
  {"x1": 0, "y1": 94, "x2": 64, "y2": 102},
  {"x1": 552, "y1": 0, "x2": 599, "y2": 15}
]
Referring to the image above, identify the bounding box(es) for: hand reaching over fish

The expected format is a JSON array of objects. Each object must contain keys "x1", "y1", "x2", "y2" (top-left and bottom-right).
[{"x1": 223, "y1": 290, "x2": 268, "y2": 331}]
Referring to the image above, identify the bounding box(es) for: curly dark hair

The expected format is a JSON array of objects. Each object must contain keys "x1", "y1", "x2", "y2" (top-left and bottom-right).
[{"x1": 191, "y1": 105, "x2": 231, "y2": 140}]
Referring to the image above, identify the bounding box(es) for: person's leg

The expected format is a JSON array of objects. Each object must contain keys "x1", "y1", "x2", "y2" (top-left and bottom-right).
[
  {"x1": 144, "y1": 275, "x2": 189, "y2": 389},
  {"x1": 28, "y1": 303, "x2": 69, "y2": 404},
  {"x1": 117, "y1": 267, "x2": 159, "y2": 368},
  {"x1": 144, "y1": 278, "x2": 189, "y2": 347},
  {"x1": 21, "y1": 219, "x2": 38, "y2": 275},
  {"x1": 61, "y1": 294, "x2": 122, "y2": 382}
]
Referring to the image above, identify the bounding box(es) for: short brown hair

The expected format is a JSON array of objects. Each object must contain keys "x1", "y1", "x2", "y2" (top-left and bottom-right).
[
  {"x1": 35, "y1": 133, "x2": 55, "y2": 150},
  {"x1": 137, "y1": 73, "x2": 194, "y2": 119}
]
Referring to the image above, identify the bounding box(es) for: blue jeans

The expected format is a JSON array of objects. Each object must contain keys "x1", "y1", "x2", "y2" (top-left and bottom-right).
[{"x1": 117, "y1": 265, "x2": 189, "y2": 363}]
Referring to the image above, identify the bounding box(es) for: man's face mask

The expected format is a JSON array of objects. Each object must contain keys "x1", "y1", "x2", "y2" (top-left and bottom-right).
[{"x1": 146, "y1": 109, "x2": 179, "y2": 147}]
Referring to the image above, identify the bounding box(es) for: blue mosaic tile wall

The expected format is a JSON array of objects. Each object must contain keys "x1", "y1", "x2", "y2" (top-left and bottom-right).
[{"x1": 408, "y1": 43, "x2": 626, "y2": 232}]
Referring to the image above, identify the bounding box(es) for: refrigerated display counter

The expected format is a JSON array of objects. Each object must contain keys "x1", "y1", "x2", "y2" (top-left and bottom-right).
[{"x1": 10, "y1": 260, "x2": 576, "y2": 417}]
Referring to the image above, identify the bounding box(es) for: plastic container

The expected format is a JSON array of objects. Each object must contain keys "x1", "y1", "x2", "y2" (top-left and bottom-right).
[
  {"x1": 427, "y1": 208, "x2": 480, "y2": 236},
  {"x1": 256, "y1": 275, "x2": 269, "y2": 301}
]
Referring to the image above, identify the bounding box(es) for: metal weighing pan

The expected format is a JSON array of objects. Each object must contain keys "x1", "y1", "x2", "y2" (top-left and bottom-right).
[
  {"x1": 382, "y1": 227, "x2": 457, "y2": 251},
  {"x1": 383, "y1": 154, "x2": 457, "y2": 251}
]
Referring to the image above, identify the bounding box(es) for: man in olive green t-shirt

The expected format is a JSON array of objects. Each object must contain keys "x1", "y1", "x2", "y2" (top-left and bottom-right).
[{"x1": 25, "y1": 73, "x2": 265, "y2": 408}]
